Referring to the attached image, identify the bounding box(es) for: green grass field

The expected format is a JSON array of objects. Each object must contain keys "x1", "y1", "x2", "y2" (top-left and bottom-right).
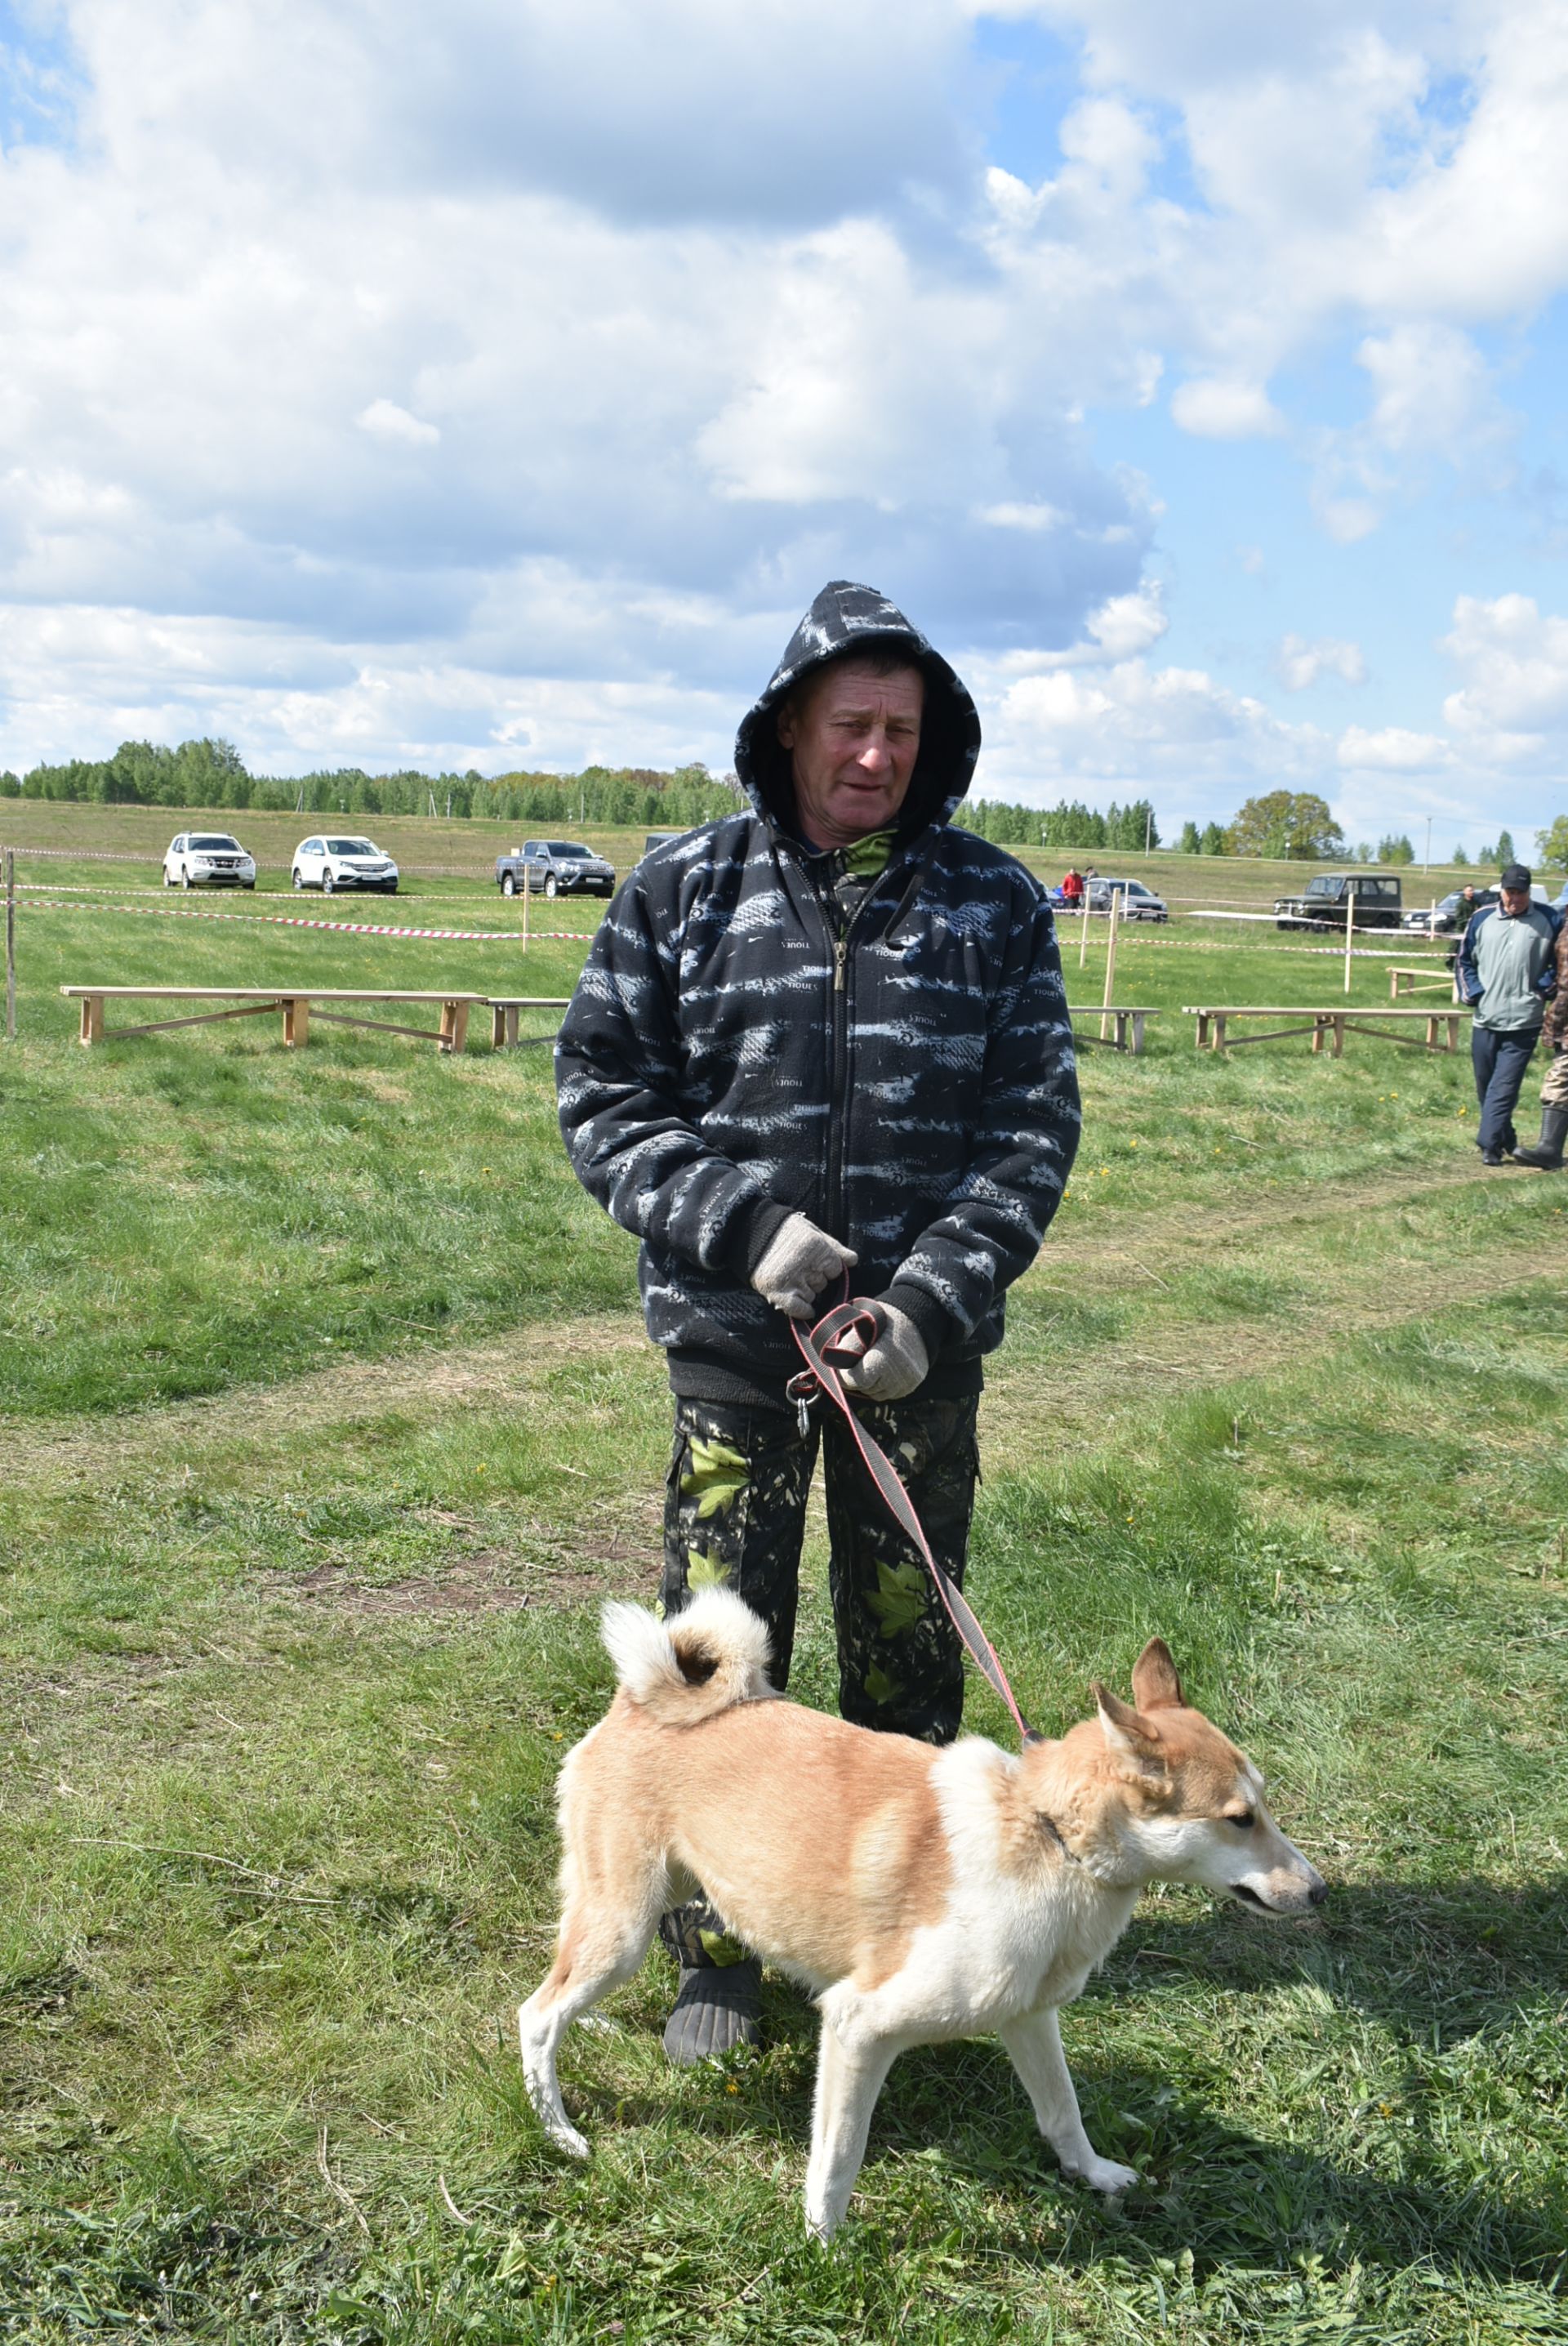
[{"x1": 1, "y1": 813, "x2": 1564, "y2": 2344}]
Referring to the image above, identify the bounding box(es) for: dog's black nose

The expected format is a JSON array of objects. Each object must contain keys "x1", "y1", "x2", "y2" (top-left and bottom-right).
[{"x1": 1308, "y1": 1880, "x2": 1329, "y2": 1907}]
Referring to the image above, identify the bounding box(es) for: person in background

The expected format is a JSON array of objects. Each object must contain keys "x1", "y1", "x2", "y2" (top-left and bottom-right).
[
  {"x1": 1456, "y1": 863, "x2": 1559, "y2": 1166},
  {"x1": 1513, "y1": 903, "x2": 1568, "y2": 1168},
  {"x1": 1060, "y1": 865, "x2": 1085, "y2": 910}
]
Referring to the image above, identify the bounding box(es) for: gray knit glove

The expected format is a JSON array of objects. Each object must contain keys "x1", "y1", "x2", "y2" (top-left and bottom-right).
[
  {"x1": 750, "y1": 1213, "x2": 858, "y2": 1318},
  {"x1": 839, "y1": 1300, "x2": 929, "y2": 1401}
]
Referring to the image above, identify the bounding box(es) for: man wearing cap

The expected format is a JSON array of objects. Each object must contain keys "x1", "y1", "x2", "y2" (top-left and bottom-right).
[
  {"x1": 555, "y1": 580, "x2": 1080, "y2": 2058},
  {"x1": 1456, "y1": 863, "x2": 1559, "y2": 1166}
]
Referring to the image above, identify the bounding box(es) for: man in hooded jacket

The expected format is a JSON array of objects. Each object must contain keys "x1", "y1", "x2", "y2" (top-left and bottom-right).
[{"x1": 555, "y1": 581, "x2": 1081, "y2": 2059}]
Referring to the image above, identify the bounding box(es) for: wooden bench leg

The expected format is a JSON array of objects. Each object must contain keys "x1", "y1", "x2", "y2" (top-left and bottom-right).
[
  {"x1": 506, "y1": 1005, "x2": 519, "y2": 1047},
  {"x1": 1214, "y1": 1016, "x2": 1227, "y2": 1052},
  {"x1": 1131, "y1": 1012, "x2": 1146, "y2": 1056},
  {"x1": 1113, "y1": 1011, "x2": 1128, "y2": 1050},
  {"x1": 440, "y1": 1000, "x2": 470, "y2": 1055},
  {"x1": 492, "y1": 1002, "x2": 506, "y2": 1049},
  {"x1": 1312, "y1": 1018, "x2": 1325, "y2": 1055},
  {"x1": 1424, "y1": 1015, "x2": 1437, "y2": 1049},
  {"x1": 283, "y1": 997, "x2": 309, "y2": 1047},
  {"x1": 1446, "y1": 1015, "x2": 1459, "y2": 1052},
  {"x1": 79, "y1": 993, "x2": 105, "y2": 1046},
  {"x1": 1332, "y1": 1015, "x2": 1345, "y2": 1058},
  {"x1": 1388, "y1": 970, "x2": 1401, "y2": 1001},
  {"x1": 1195, "y1": 1015, "x2": 1208, "y2": 1050}
]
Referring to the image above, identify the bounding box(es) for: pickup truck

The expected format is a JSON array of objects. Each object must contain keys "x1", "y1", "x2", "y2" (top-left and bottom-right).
[
  {"x1": 1274, "y1": 872, "x2": 1402, "y2": 931},
  {"x1": 494, "y1": 840, "x2": 617, "y2": 899}
]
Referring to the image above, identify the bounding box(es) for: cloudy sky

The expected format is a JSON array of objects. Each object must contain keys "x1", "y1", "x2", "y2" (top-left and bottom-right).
[{"x1": 4, "y1": 0, "x2": 1568, "y2": 846}]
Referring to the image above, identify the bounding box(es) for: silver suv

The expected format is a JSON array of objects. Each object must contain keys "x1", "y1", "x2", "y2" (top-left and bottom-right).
[{"x1": 1086, "y1": 876, "x2": 1168, "y2": 921}]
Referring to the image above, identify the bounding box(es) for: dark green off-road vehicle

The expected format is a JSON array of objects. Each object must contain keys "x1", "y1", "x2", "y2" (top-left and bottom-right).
[{"x1": 1274, "y1": 872, "x2": 1402, "y2": 931}]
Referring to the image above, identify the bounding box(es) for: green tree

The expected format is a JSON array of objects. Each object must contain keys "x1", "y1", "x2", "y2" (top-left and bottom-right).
[
  {"x1": 1178, "y1": 819, "x2": 1201, "y2": 854},
  {"x1": 1452, "y1": 844, "x2": 1470, "y2": 866},
  {"x1": 1377, "y1": 832, "x2": 1415, "y2": 864},
  {"x1": 1535, "y1": 816, "x2": 1568, "y2": 872},
  {"x1": 1494, "y1": 827, "x2": 1516, "y2": 865},
  {"x1": 1199, "y1": 821, "x2": 1227, "y2": 855},
  {"x1": 1227, "y1": 790, "x2": 1345, "y2": 859}
]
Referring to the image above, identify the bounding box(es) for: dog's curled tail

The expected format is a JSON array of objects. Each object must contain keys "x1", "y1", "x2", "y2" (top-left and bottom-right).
[{"x1": 600, "y1": 1588, "x2": 775, "y2": 1726}]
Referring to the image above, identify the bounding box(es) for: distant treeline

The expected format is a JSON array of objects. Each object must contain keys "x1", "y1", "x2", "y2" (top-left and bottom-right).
[
  {"x1": 0, "y1": 737, "x2": 746, "y2": 830},
  {"x1": 957, "y1": 796, "x2": 1161, "y2": 850}
]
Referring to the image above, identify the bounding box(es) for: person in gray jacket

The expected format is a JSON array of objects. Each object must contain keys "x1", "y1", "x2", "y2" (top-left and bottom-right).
[
  {"x1": 1455, "y1": 863, "x2": 1559, "y2": 1164},
  {"x1": 556, "y1": 580, "x2": 1080, "y2": 2060}
]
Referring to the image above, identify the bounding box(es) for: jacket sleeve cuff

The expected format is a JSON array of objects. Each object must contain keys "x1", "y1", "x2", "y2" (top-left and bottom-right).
[
  {"x1": 736, "y1": 1198, "x2": 795, "y2": 1277},
  {"x1": 886, "y1": 1279, "x2": 961, "y2": 1361}
]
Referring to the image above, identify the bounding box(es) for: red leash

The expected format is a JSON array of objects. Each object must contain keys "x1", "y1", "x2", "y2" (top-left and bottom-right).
[{"x1": 787, "y1": 1300, "x2": 1040, "y2": 1747}]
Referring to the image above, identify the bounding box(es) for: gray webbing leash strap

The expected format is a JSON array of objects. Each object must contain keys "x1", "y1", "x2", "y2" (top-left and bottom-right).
[{"x1": 787, "y1": 1300, "x2": 1040, "y2": 1747}]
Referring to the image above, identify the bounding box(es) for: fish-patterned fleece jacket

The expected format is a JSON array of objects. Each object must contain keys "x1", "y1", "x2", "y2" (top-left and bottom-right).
[{"x1": 555, "y1": 580, "x2": 1083, "y2": 1408}]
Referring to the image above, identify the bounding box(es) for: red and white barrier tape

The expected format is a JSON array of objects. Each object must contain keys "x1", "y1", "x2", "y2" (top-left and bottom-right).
[{"x1": 17, "y1": 896, "x2": 592, "y2": 943}]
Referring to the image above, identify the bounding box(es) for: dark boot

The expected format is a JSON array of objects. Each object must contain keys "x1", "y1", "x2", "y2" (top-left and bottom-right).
[
  {"x1": 659, "y1": 1902, "x2": 761, "y2": 2065},
  {"x1": 1512, "y1": 1105, "x2": 1568, "y2": 1168},
  {"x1": 662, "y1": 1957, "x2": 763, "y2": 2064}
]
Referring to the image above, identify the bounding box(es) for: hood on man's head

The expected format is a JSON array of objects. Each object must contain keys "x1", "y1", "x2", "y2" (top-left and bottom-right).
[{"x1": 735, "y1": 580, "x2": 982, "y2": 838}]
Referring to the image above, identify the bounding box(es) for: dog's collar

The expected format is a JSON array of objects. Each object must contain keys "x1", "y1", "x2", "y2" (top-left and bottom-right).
[
  {"x1": 1036, "y1": 1812, "x2": 1080, "y2": 1867},
  {"x1": 1022, "y1": 1736, "x2": 1082, "y2": 1867}
]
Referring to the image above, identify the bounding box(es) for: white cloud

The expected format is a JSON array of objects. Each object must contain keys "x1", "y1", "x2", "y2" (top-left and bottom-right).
[
  {"x1": 1441, "y1": 591, "x2": 1568, "y2": 743},
  {"x1": 1170, "y1": 379, "x2": 1284, "y2": 439},
  {"x1": 972, "y1": 647, "x2": 1329, "y2": 801},
  {"x1": 1277, "y1": 634, "x2": 1367, "y2": 690},
  {"x1": 1338, "y1": 725, "x2": 1449, "y2": 769},
  {"x1": 356, "y1": 399, "x2": 440, "y2": 448}
]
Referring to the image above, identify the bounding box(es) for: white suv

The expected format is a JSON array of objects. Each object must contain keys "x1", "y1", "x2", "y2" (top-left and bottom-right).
[
  {"x1": 163, "y1": 832, "x2": 256, "y2": 890},
  {"x1": 291, "y1": 835, "x2": 399, "y2": 894}
]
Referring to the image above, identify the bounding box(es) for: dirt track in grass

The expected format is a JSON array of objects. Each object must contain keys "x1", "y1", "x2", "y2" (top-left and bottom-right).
[{"x1": 7, "y1": 1151, "x2": 1553, "y2": 1498}]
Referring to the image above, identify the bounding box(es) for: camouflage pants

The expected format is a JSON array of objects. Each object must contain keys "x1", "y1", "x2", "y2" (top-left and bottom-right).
[
  {"x1": 1541, "y1": 1043, "x2": 1568, "y2": 1109},
  {"x1": 658, "y1": 1387, "x2": 981, "y2": 1969}
]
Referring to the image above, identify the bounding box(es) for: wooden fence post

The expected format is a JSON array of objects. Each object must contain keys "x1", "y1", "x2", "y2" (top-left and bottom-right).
[
  {"x1": 1343, "y1": 882, "x2": 1355, "y2": 995},
  {"x1": 1100, "y1": 885, "x2": 1120, "y2": 1041},
  {"x1": 4, "y1": 849, "x2": 13, "y2": 1042}
]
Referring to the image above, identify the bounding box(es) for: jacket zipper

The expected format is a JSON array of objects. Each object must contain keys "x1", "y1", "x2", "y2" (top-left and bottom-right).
[{"x1": 823, "y1": 886, "x2": 878, "y2": 1245}]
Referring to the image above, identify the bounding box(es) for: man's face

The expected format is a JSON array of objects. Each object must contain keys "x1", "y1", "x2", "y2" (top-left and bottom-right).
[
  {"x1": 1500, "y1": 885, "x2": 1530, "y2": 915},
  {"x1": 777, "y1": 658, "x2": 924, "y2": 850}
]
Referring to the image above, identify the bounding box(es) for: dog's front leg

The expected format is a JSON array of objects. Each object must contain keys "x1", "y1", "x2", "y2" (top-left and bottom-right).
[
  {"x1": 804, "y1": 2018, "x2": 901, "y2": 2243},
  {"x1": 1000, "y1": 2009, "x2": 1138, "y2": 2197}
]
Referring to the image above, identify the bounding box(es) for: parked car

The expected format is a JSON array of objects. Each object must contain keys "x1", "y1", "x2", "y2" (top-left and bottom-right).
[
  {"x1": 1085, "y1": 876, "x2": 1169, "y2": 921},
  {"x1": 1404, "y1": 884, "x2": 1552, "y2": 935},
  {"x1": 162, "y1": 832, "x2": 256, "y2": 890},
  {"x1": 642, "y1": 828, "x2": 688, "y2": 856},
  {"x1": 291, "y1": 835, "x2": 399, "y2": 894},
  {"x1": 1274, "y1": 872, "x2": 1401, "y2": 930},
  {"x1": 493, "y1": 840, "x2": 616, "y2": 899}
]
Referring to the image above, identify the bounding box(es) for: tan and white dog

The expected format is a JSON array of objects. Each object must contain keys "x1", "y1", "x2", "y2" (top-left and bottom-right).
[{"x1": 518, "y1": 1589, "x2": 1325, "y2": 2240}]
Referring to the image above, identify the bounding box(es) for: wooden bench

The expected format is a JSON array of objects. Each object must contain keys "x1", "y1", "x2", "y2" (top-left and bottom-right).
[
  {"x1": 61, "y1": 987, "x2": 484, "y2": 1053},
  {"x1": 485, "y1": 995, "x2": 572, "y2": 1048},
  {"x1": 1186, "y1": 1005, "x2": 1466, "y2": 1055},
  {"x1": 1066, "y1": 1006, "x2": 1158, "y2": 1055},
  {"x1": 1388, "y1": 962, "x2": 1459, "y2": 1001}
]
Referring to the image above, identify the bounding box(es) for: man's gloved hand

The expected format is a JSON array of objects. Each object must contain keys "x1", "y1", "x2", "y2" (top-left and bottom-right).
[
  {"x1": 839, "y1": 1299, "x2": 929, "y2": 1402},
  {"x1": 750, "y1": 1213, "x2": 857, "y2": 1318}
]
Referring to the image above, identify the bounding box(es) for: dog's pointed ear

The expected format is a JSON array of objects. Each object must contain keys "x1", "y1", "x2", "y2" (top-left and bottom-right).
[
  {"x1": 1092, "y1": 1682, "x2": 1162, "y2": 1764},
  {"x1": 1131, "y1": 1638, "x2": 1185, "y2": 1712}
]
